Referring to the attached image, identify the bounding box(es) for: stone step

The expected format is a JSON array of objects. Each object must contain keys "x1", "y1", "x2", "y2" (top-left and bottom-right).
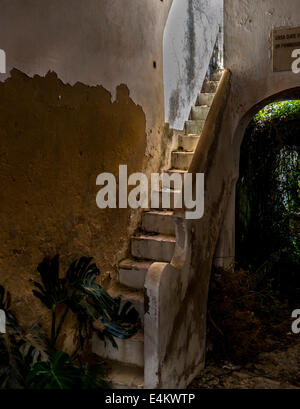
[
  {"x1": 164, "y1": 169, "x2": 187, "y2": 189},
  {"x1": 119, "y1": 258, "x2": 152, "y2": 289},
  {"x1": 131, "y1": 233, "x2": 176, "y2": 262},
  {"x1": 171, "y1": 150, "x2": 194, "y2": 170},
  {"x1": 178, "y1": 134, "x2": 200, "y2": 151},
  {"x1": 210, "y1": 70, "x2": 223, "y2": 81},
  {"x1": 185, "y1": 120, "x2": 205, "y2": 135},
  {"x1": 151, "y1": 187, "x2": 182, "y2": 209},
  {"x1": 142, "y1": 210, "x2": 175, "y2": 235},
  {"x1": 196, "y1": 93, "x2": 215, "y2": 106},
  {"x1": 191, "y1": 105, "x2": 210, "y2": 120},
  {"x1": 104, "y1": 361, "x2": 144, "y2": 389},
  {"x1": 156, "y1": 172, "x2": 184, "y2": 190},
  {"x1": 92, "y1": 330, "x2": 144, "y2": 368},
  {"x1": 167, "y1": 169, "x2": 187, "y2": 176},
  {"x1": 202, "y1": 80, "x2": 219, "y2": 93},
  {"x1": 108, "y1": 284, "x2": 144, "y2": 325}
]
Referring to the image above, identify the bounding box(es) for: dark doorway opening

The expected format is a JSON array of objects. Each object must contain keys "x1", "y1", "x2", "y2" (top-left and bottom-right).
[
  {"x1": 236, "y1": 100, "x2": 300, "y2": 307},
  {"x1": 205, "y1": 100, "x2": 300, "y2": 369}
]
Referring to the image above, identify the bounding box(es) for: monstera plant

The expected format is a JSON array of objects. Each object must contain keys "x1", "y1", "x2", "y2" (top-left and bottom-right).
[
  {"x1": 0, "y1": 255, "x2": 140, "y2": 389},
  {"x1": 32, "y1": 255, "x2": 140, "y2": 349}
]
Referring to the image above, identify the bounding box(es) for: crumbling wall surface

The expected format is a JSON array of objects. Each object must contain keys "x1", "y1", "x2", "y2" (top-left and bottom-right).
[
  {"x1": 0, "y1": 0, "x2": 173, "y2": 173},
  {"x1": 0, "y1": 0, "x2": 173, "y2": 338},
  {"x1": 0, "y1": 70, "x2": 146, "y2": 335}
]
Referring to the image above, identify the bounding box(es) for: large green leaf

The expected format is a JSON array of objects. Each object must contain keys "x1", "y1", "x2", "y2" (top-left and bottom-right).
[
  {"x1": 27, "y1": 351, "x2": 108, "y2": 390},
  {"x1": 33, "y1": 255, "x2": 67, "y2": 310},
  {"x1": 66, "y1": 257, "x2": 119, "y2": 320},
  {"x1": 26, "y1": 351, "x2": 81, "y2": 389}
]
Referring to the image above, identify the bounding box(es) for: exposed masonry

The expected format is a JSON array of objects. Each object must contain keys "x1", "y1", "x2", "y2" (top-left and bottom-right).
[{"x1": 92, "y1": 69, "x2": 223, "y2": 389}]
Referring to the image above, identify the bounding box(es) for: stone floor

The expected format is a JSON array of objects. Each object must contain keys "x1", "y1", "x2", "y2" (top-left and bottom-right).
[{"x1": 189, "y1": 336, "x2": 300, "y2": 389}]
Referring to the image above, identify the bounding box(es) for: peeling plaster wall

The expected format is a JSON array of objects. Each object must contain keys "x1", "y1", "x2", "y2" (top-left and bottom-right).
[
  {"x1": 164, "y1": 0, "x2": 223, "y2": 130},
  {"x1": 0, "y1": 0, "x2": 173, "y2": 342},
  {"x1": 0, "y1": 70, "x2": 147, "y2": 347},
  {"x1": 0, "y1": 0, "x2": 173, "y2": 171}
]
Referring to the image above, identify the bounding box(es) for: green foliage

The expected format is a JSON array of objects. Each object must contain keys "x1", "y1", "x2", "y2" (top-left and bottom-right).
[
  {"x1": 33, "y1": 255, "x2": 140, "y2": 350},
  {"x1": 26, "y1": 350, "x2": 108, "y2": 390},
  {"x1": 0, "y1": 255, "x2": 140, "y2": 389},
  {"x1": 0, "y1": 286, "x2": 50, "y2": 389},
  {"x1": 0, "y1": 294, "x2": 25, "y2": 389},
  {"x1": 33, "y1": 255, "x2": 68, "y2": 310},
  {"x1": 33, "y1": 255, "x2": 68, "y2": 347},
  {"x1": 254, "y1": 100, "x2": 300, "y2": 122},
  {"x1": 66, "y1": 256, "x2": 119, "y2": 321},
  {"x1": 236, "y1": 105, "x2": 300, "y2": 304}
]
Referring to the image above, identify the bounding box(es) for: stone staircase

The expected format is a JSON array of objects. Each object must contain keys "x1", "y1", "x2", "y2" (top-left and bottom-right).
[{"x1": 92, "y1": 69, "x2": 223, "y2": 388}]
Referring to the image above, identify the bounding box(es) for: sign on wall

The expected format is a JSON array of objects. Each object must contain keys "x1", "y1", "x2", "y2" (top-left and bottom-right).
[{"x1": 272, "y1": 26, "x2": 300, "y2": 72}]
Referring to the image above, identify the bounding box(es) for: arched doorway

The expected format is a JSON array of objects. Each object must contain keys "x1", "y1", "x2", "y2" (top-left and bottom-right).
[
  {"x1": 236, "y1": 99, "x2": 299, "y2": 306},
  {"x1": 214, "y1": 87, "x2": 300, "y2": 272},
  {"x1": 207, "y1": 88, "x2": 299, "y2": 364}
]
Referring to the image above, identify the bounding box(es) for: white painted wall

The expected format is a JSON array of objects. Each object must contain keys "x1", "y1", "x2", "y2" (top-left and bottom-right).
[
  {"x1": 225, "y1": 0, "x2": 300, "y2": 127},
  {"x1": 163, "y1": 0, "x2": 223, "y2": 130}
]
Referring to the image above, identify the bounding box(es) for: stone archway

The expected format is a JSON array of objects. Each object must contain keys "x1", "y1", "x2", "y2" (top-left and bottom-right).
[{"x1": 214, "y1": 86, "x2": 300, "y2": 271}]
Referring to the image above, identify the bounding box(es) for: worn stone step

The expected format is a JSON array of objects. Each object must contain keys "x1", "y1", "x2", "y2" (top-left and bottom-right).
[
  {"x1": 156, "y1": 172, "x2": 184, "y2": 190},
  {"x1": 108, "y1": 284, "x2": 144, "y2": 325},
  {"x1": 142, "y1": 210, "x2": 175, "y2": 235},
  {"x1": 171, "y1": 150, "x2": 193, "y2": 170},
  {"x1": 131, "y1": 233, "x2": 176, "y2": 262},
  {"x1": 167, "y1": 169, "x2": 187, "y2": 176},
  {"x1": 151, "y1": 187, "x2": 182, "y2": 209},
  {"x1": 92, "y1": 330, "x2": 144, "y2": 368},
  {"x1": 185, "y1": 120, "x2": 205, "y2": 135},
  {"x1": 196, "y1": 93, "x2": 215, "y2": 106},
  {"x1": 202, "y1": 80, "x2": 219, "y2": 93},
  {"x1": 210, "y1": 70, "x2": 223, "y2": 81},
  {"x1": 104, "y1": 361, "x2": 144, "y2": 389},
  {"x1": 119, "y1": 258, "x2": 152, "y2": 289},
  {"x1": 178, "y1": 134, "x2": 199, "y2": 151},
  {"x1": 191, "y1": 105, "x2": 210, "y2": 120},
  {"x1": 164, "y1": 169, "x2": 187, "y2": 189}
]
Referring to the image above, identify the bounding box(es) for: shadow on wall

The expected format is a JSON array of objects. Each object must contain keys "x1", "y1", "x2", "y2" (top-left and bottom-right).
[
  {"x1": 0, "y1": 69, "x2": 146, "y2": 338},
  {"x1": 163, "y1": 0, "x2": 223, "y2": 129}
]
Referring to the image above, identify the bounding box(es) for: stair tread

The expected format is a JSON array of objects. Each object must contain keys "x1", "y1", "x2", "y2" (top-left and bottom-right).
[
  {"x1": 133, "y1": 233, "x2": 176, "y2": 242},
  {"x1": 93, "y1": 327, "x2": 144, "y2": 370},
  {"x1": 199, "y1": 92, "x2": 216, "y2": 96},
  {"x1": 179, "y1": 134, "x2": 199, "y2": 138},
  {"x1": 186, "y1": 119, "x2": 205, "y2": 123},
  {"x1": 168, "y1": 169, "x2": 188, "y2": 174},
  {"x1": 119, "y1": 258, "x2": 153, "y2": 270},
  {"x1": 151, "y1": 187, "x2": 182, "y2": 193},
  {"x1": 172, "y1": 150, "x2": 194, "y2": 155},
  {"x1": 105, "y1": 361, "x2": 144, "y2": 389},
  {"x1": 108, "y1": 283, "x2": 144, "y2": 301},
  {"x1": 144, "y1": 209, "x2": 174, "y2": 216}
]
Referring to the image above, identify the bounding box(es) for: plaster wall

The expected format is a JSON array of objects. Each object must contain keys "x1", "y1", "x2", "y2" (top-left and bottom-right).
[
  {"x1": 215, "y1": 0, "x2": 300, "y2": 266},
  {"x1": 0, "y1": 0, "x2": 172, "y2": 146},
  {"x1": 0, "y1": 0, "x2": 173, "y2": 343},
  {"x1": 164, "y1": 0, "x2": 223, "y2": 130}
]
